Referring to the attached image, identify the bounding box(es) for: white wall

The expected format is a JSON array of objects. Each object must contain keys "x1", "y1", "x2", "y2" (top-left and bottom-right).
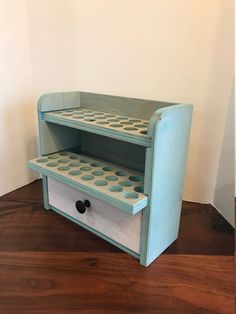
[
  {"x1": 0, "y1": 0, "x2": 233, "y2": 204},
  {"x1": 26, "y1": 0, "x2": 234, "y2": 203},
  {"x1": 213, "y1": 87, "x2": 234, "y2": 226},
  {"x1": 0, "y1": 0, "x2": 38, "y2": 196}
]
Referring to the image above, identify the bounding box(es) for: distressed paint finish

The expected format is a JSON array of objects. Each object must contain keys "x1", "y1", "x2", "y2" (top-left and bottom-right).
[
  {"x1": 42, "y1": 175, "x2": 50, "y2": 210},
  {"x1": 38, "y1": 91, "x2": 80, "y2": 112},
  {"x1": 141, "y1": 104, "x2": 193, "y2": 266},
  {"x1": 28, "y1": 91, "x2": 193, "y2": 266}
]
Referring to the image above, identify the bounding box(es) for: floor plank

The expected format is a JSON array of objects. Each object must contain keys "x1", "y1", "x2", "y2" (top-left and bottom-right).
[{"x1": 0, "y1": 252, "x2": 234, "y2": 314}]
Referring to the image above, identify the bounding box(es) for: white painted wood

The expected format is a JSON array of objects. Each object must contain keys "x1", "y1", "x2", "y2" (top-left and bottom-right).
[{"x1": 48, "y1": 177, "x2": 142, "y2": 253}]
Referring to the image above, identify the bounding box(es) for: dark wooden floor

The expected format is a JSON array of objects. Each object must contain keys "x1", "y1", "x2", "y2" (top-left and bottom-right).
[{"x1": 0, "y1": 180, "x2": 234, "y2": 314}]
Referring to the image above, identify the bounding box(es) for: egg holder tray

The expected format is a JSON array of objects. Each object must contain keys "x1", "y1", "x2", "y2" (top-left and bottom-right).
[
  {"x1": 28, "y1": 151, "x2": 147, "y2": 214},
  {"x1": 44, "y1": 108, "x2": 149, "y2": 140}
]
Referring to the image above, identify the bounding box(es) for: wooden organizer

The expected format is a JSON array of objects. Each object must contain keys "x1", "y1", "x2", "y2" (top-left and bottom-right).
[{"x1": 28, "y1": 91, "x2": 193, "y2": 266}]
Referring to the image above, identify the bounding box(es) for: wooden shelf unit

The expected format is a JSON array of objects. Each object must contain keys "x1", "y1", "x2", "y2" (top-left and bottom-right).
[{"x1": 28, "y1": 91, "x2": 193, "y2": 266}]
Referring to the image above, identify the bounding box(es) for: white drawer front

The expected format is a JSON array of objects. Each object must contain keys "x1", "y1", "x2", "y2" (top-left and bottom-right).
[{"x1": 48, "y1": 177, "x2": 142, "y2": 253}]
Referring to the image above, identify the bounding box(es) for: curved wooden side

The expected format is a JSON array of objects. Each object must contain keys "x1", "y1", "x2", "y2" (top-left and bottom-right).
[{"x1": 141, "y1": 104, "x2": 193, "y2": 266}]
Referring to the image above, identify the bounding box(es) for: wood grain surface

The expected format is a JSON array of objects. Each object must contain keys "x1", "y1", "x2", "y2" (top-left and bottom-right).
[
  {"x1": 0, "y1": 180, "x2": 234, "y2": 314},
  {"x1": 0, "y1": 252, "x2": 234, "y2": 314}
]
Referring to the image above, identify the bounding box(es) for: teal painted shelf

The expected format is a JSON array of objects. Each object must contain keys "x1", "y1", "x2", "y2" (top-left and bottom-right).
[
  {"x1": 28, "y1": 151, "x2": 147, "y2": 215},
  {"x1": 29, "y1": 91, "x2": 193, "y2": 266},
  {"x1": 43, "y1": 108, "x2": 151, "y2": 147}
]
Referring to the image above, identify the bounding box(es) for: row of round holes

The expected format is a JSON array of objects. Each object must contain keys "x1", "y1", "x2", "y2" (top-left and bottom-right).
[
  {"x1": 52, "y1": 110, "x2": 148, "y2": 135},
  {"x1": 36, "y1": 156, "x2": 144, "y2": 198}
]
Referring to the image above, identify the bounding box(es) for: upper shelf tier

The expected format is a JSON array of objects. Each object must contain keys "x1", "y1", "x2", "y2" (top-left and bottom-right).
[{"x1": 43, "y1": 108, "x2": 151, "y2": 147}]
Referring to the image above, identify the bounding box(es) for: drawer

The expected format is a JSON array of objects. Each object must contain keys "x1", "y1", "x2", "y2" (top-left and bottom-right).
[{"x1": 48, "y1": 177, "x2": 142, "y2": 253}]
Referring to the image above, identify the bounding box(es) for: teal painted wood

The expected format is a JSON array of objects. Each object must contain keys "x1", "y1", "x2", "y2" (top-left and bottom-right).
[
  {"x1": 43, "y1": 114, "x2": 151, "y2": 148},
  {"x1": 30, "y1": 91, "x2": 193, "y2": 267},
  {"x1": 80, "y1": 132, "x2": 146, "y2": 173},
  {"x1": 27, "y1": 161, "x2": 147, "y2": 215},
  {"x1": 38, "y1": 113, "x2": 82, "y2": 155},
  {"x1": 49, "y1": 204, "x2": 140, "y2": 259},
  {"x1": 140, "y1": 104, "x2": 193, "y2": 266},
  {"x1": 38, "y1": 91, "x2": 81, "y2": 112},
  {"x1": 42, "y1": 175, "x2": 50, "y2": 210},
  {"x1": 80, "y1": 92, "x2": 175, "y2": 119}
]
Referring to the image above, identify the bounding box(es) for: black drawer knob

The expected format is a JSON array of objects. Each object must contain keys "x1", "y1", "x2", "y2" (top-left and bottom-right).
[{"x1": 75, "y1": 199, "x2": 91, "y2": 214}]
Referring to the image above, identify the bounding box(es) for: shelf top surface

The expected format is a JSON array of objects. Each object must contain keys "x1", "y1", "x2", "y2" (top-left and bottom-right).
[
  {"x1": 28, "y1": 151, "x2": 147, "y2": 215},
  {"x1": 43, "y1": 108, "x2": 150, "y2": 147}
]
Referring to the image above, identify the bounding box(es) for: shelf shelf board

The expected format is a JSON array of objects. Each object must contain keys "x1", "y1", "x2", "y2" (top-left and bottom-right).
[
  {"x1": 28, "y1": 151, "x2": 147, "y2": 215},
  {"x1": 43, "y1": 108, "x2": 151, "y2": 147}
]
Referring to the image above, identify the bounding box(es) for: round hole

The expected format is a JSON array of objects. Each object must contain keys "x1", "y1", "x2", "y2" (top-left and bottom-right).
[
  {"x1": 92, "y1": 170, "x2": 105, "y2": 176},
  {"x1": 142, "y1": 122, "x2": 148, "y2": 126},
  {"x1": 58, "y1": 159, "x2": 69, "y2": 163},
  {"x1": 110, "y1": 124, "x2": 122, "y2": 128},
  {"x1": 95, "y1": 116, "x2": 106, "y2": 120},
  {"x1": 119, "y1": 181, "x2": 133, "y2": 187},
  {"x1": 134, "y1": 186, "x2": 144, "y2": 193},
  {"x1": 109, "y1": 186, "x2": 123, "y2": 192},
  {"x1": 124, "y1": 192, "x2": 139, "y2": 199},
  {"x1": 105, "y1": 114, "x2": 116, "y2": 118},
  {"x1": 69, "y1": 155, "x2": 79, "y2": 160},
  {"x1": 129, "y1": 119, "x2": 141, "y2": 123},
  {"x1": 80, "y1": 159, "x2": 90, "y2": 163},
  {"x1": 129, "y1": 176, "x2": 143, "y2": 182},
  {"x1": 107, "y1": 119, "x2": 119, "y2": 122},
  {"x1": 94, "y1": 180, "x2": 108, "y2": 186},
  {"x1": 103, "y1": 166, "x2": 114, "y2": 171},
  {"x1": 82, "y1": 109, "x2": 92, "y2": 113},
  {"x1": 73, "y1": 115, "x2": 84, "y2": 119},
  {"x1": 69, "y1": 162, "x2": 81, "y2": 167},
  {"x1": 94, "y1": 112, "x2": 104, "y2": 115},
  {"x1": 47, "y1": 155, "x2": 58, "y2": 159},
  {"x1": 105, "y1": 176, "x2": 118, "y2": 181},
  {"x1": 68, "y1": 170, "x2": 81, "y2": 176},
  {"x1": 62, "y1": 113, "x2": 73, "y2": 116},
  {"x1": 140, "y1": 130, "x2": 147, "y2": 135},
  {"x1": 91, "y1": 162, "x2": 103, "y2": 167},
  {"x1": 57, "y1": 166, "x2": 70, "y2": 171},
  {"x1": 96, "y1": 121, "x2": 109, "y2": 125},
  {"x1": 124, "y1": 127, "x2": 138, "y2": 131},
  {"x1": 117, "y1": 117, "x2": 129, "y2": 120},
  {"x1": 134, "y1": 124, "x2": 146, "y2": 128},
  {"x1": 115, "y1": 171, "x2": 128, "y2": 176},
  {"x1": 73, "y1": 111, "x2": 83, "y2": 114},
  {"x1": 80, "y1": 166, "x2": 92, "y2": 171},
  {"x1": 84, "y1": 118, "x2": 96, "y2": 122},
  {"x1": 59, "y1": 152, "x2": 68, "y2": 156},
  {"x1": 122, "y1": 121, "x2": 133, "y2": 125},
  {"x1": 81, "y1": 175, "x2": 94, "y2": 181},
  {"x1": 36, "y1": 158, "x2": 48, "y2": 163},
  {"x1": 47, "y1": 162, "x2": 59, "y2": 167},
  {"x1": 83, "y1": 114, "x2": 94, "y2": 117}
]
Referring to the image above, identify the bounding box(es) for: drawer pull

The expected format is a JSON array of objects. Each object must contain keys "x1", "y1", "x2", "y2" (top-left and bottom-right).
[{"x1": 75, "y1": 199, "x2": 91, "y2": 214}]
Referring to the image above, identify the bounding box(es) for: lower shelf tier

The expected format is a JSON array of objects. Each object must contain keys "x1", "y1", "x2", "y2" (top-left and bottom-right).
[{"x1": 28, "y1": 151, "x2": 147, "y2": 215}]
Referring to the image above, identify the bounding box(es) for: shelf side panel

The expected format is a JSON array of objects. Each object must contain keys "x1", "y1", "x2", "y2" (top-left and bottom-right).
[
  {"x1": 39, "y1": 117, "x2": 81, "y2": 155},
  {"x1": 141, "y1": 104, "x2": 193, "y2": 266}
]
